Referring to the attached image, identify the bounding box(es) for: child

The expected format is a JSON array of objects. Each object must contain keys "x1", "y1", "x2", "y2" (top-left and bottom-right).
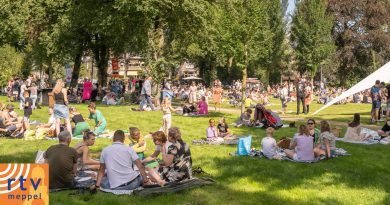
[
  {"x1": 261, "y1": 127, "x2": 277, "y2": 159},
  {"x1": 206, "y1": 119, "x2": 224, "y2": 142},
  {"x1": 23, "y1": 91, "x2": 32, "y2": 130},
  {"x1": 129, "y1": 127, "x2": 146, "y2": 160},
  {"x1": 160, "y1": 97, "x2": 177, "y2": 135}
]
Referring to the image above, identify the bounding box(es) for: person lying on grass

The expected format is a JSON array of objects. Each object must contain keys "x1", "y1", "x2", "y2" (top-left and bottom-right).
[
  {"x1": 95, "y1": 130, "x2": 150, "y2": 190},
  {"x1": 378, "y1": 118, "x2": 390, "y2": 138},
  {"x1": 74, "y1": 131, "x2": 100, "y2": 171},
  {"x1": 87, "y1": 103, "x2": 106, "y2": 135},
  {"x1": 314, "y1": 121, "x2": 336, "y2": 159},
  {"x1": 285, "y1": 125, "x2": 314, "y2": 161},
  {"x1": 147, "y1": 127, "x2": 192, "y2": 186},
  {"x1": 129, "y1": 127, "x2": 146, "y2": 160}
]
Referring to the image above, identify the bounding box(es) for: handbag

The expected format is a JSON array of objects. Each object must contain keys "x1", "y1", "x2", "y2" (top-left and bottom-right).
[{"x1": 236, "y1": 136, "x2": 252, "y2": 156}]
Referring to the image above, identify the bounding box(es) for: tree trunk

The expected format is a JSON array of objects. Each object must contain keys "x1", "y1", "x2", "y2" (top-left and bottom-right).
[
  {"x1": 241, "y1": 46, "x2": 248, "y2": 114},
  {"x1": 70, "y1": 46, "x2": 83, "y2": 88},
  {"x1": 96, "y1": 45, "x2": 109, "y2": 88},
  {"x1": 227, "y1": 56, "x2": 233, "y2": 82},
  {"x1": 48, "y1": 58, "x2": 53, "y2": 87}
]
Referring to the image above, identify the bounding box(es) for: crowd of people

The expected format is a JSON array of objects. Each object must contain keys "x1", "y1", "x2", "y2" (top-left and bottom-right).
[{"x1": 2, "y1": 74, "x2": 390, "y2": 196}]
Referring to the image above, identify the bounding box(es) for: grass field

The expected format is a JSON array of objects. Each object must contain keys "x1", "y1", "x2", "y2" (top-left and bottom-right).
[{"x1": 0, "y1": 96, "x2": 389, "y2": 205}]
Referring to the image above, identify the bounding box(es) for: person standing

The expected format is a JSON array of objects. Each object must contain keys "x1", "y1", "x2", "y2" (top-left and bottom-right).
[
  {"x1": 7, "y1": 78, "x2": 13, "y2": 103},
  {"x1": 82, "y1": 78, "x2": 93, "y2": 103},
  {"x1": 19, "y1": 81, "x2": 27, "y2": 110},
  {"x1": 29, "y1": 82, "x2": 38, "y2": 109},
  {"x1": 53, "y1": 79, "x2": 72, "y2": 137},
  {"x1": 189, "y1": 82, "x2": 197, "y2": 103},
  {"x1": 304, "y1": 82, "x2": 313, "y2": 114},
  {"x1": 386, "y1": 83, "x2": 390, "y2": 118},
  {"x1": 12, "y1": 78, "x2": 19, "y2": 102},
  {"x1": 280, "y1": 83, "x2": 289, "y2": 114},
  {"x1": 139, "y1": 76, "x2": 156, "y2": 111},
  {"x1": 296, "y1": 78, "x2": 306, "y2": 115},
  {"x1": 212, "y1": 82, "x2": 223, "y2": 112},
  {"x1": 370, "y1": 80, "x2": 382, "y2": 123}
]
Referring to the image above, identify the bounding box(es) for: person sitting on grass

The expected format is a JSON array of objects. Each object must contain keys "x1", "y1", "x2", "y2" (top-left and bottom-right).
[
  {"x1": 5, "y1": 104, "x2": 23, "y2": 125},
  {"x1": 285, "y1": 125, "x2": 314, "y2": 161},
  {"x1": 344, "y1": 113, "x2": 373, "y2": 141},
  {"x1": 44, "y1": 131, "x2": 78, "y2": 189},
  {"x1": 69, "y1": 107, "x2": 90, "y2": 138},
  {"x1": 261, "y1": 127, "x2": 279, "y2": 159},
  {"x1": 217, "y1": 117, "x2": 232, "y2": 138},
  {"x1": 74, "y1": 131, "x2": 100, "y2": 171},
  {"x1": 88, "y1": 103, "x2": 106, "y2": 135},
  {"x1": 206, "y1": 118, "x2": 224, "y2": 143},
  {"x1": 35, "y1": 108, "x2": 56, "y2": 138},
  {"x1": 235, "y1": 108, "x2": 253, "y2": 127},
  {"x1": 95, "y1": 130, "x2": 150, "y2": 190},
  {"x1": 378, "y1": 118, "x2": 390, "y2": 138},
  {"x1": 142, "y1": 131, "x2": 171, "y2": 169},
  {"x1": 307, "y1": 119, "x2": 320, "y2": 145},
  {"x1": 147, "y1": 127, "x2": 192, "y2": 186},
  {"x1": 197, "y1": 96, "x2": 208, "y2": 115},
  {"x1": 314, "y1": 121, "x2": 336, "y2": 159},
  {"x1": 129, "y1": 127, "x2": 146, "y2": 160}
]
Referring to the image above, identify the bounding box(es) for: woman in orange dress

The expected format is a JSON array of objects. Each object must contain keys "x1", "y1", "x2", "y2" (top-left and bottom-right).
[
  {"x1": 304, "y1": 82, "x2": 313, "y2": 114},
  {"x1": 213, "y1": 84, "x2": 223, "y2": 112}
]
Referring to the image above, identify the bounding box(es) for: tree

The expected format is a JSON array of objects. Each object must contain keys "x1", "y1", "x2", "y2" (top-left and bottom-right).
[
  {"x1": 328, "y1": 0, "x2": 390, "y2": 86},
  {"x1": 0, "y1": 45, "x2": 24, "y2": 86},
  {"x1": 291, "y1": 0, "x2": 335, "y2": 82}
]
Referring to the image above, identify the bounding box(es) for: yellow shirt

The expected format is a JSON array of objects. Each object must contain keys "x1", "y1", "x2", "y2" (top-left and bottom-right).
[
  {"x1": 129, "y1": 136, "x2": 146, "y2": 153},
  {"x1": 245, "y1": 98, "x2": 252, "y2": 108}
]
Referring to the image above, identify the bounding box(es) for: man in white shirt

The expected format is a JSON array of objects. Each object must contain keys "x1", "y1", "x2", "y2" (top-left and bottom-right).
[{"x1": 96, "y1": 130, "x2": 149, "y2": 190}]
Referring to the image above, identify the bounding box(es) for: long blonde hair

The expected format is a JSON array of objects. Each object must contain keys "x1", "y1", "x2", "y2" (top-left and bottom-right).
[{"x1": 53, "y1": 79, "x2": 64, "y2": 93}]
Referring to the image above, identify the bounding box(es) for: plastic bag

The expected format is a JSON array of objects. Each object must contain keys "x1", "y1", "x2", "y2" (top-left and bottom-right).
[{"x1": 237, "y1": 136, "x2": 252, "y2": 156}]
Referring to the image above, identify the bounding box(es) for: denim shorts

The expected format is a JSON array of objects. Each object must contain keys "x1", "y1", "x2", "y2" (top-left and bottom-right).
[
  {"x1": 372, "y1": 100, "x2": 381, "y2": 109},
  {"x1": 54, "y1": 104, "x2": 69, "y2": 119}
]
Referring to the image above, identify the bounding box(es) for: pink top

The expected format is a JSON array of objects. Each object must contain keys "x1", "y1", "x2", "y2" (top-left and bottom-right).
[
  {"x1": 197, "y1": 101, "x2": 208, "y2": 115},
  {"x1": 294, "y1": 135, "x2": 314, "y2": 161},
  {"x1": 82, "y1": 81, "x2": 93, "y2": 100}
]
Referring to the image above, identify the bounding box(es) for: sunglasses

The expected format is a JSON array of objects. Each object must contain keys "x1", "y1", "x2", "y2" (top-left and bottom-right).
[{"x1": 307, "y1": 122, "x2": 314, "y2": 125}]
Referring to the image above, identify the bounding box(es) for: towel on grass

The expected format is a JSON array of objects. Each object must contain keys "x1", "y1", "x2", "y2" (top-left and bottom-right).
[
  {"x1": 234, "y1": 148, "x2": 351, "y2": 163},
  {"x1": 99, "y1": 177, "x2": 215, "y2": 196},
  {"x1": 192, "y1": 139, "x2": 238, "y2": 145}
]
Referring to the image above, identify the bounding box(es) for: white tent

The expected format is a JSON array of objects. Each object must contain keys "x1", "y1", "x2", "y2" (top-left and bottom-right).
[{"x1": 313, "y1": 61, "x2": 390, "y2": 115}]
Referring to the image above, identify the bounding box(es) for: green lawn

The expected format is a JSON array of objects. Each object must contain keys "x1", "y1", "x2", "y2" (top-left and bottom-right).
[{"x1": 0, "y1": 97, "x2": 389, "y2": 205}]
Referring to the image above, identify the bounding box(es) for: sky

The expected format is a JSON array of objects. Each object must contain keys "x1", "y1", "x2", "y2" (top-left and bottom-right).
[{"x1": 287, "y1": 0, "x2": 296, "y2": 15}]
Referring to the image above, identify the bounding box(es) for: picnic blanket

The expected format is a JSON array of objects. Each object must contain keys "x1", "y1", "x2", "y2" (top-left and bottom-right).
[
  {"x1": 99, "y1": 177, "x2": 215, "y2": 196},
  {"x1": 336, "y1": 133, "x2": 389, "y2": 145},
  {"x1": 336, "y1": 137, "x2": 381, "y2": 145},
  {"x1": 235, "y1": 148, "x2": 351, "y2": 163},
  {"x1": 192, "y1": 138, "x2": 238, "y2": 145}
]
